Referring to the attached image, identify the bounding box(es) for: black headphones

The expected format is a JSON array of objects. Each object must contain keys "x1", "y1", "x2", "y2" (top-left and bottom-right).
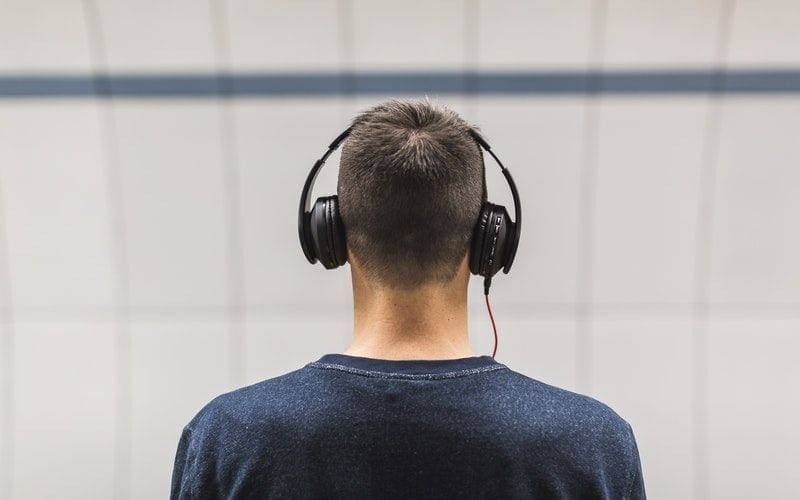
[{"x1": 298, "y1": 126, "x2": 521, "y2": 293}]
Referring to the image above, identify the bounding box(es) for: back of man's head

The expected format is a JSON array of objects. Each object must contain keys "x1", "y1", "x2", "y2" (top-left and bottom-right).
[{"x1": 337, "y1": 98, "x2": 486, "y2": 290}]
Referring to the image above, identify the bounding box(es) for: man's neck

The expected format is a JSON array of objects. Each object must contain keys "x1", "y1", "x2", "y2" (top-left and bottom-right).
[{"x1": 342, "y1": 267, "x2": 477, "y2": 361}]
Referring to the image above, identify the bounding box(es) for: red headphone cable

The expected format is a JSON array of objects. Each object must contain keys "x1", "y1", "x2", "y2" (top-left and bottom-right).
[{"x1": 484, "y1": 277, "x2": 499, "y2": 358}]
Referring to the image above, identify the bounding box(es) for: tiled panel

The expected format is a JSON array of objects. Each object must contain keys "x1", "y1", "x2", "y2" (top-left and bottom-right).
[
  {"x1": 112, "y1": 102, "x2": 229, "y2": 309},
  {"x1": 0, "y1": 0, "x2": 92, "y2": 72},
  {"x1": 470, "y1": 313, "x2": 577, "y2": 391},
  {"x1": 224, "y1": 0, "x2": 340, "y2": 70},
  {"x1": 0, "y1": 207, "x2": 7, "y2": 497},
  {"x1": 451, "y1": 96, "x2": 480, "y2": 125},
  {"x1": 476, "y1": 98, "x2": 584, "y2": 306},
  {"x1": 351, "y1": 0, "x2": 466, "y2": 69},
  {"x1": 131, "y1": 321, "x2": 230, "y2": 500},
  {"x1": 0, "y1": 102, "x2": 114, "y2": 310},
  {"x1": 710, "y1": 98, "x2": 800, "y2": 304},
  {"x1": 0, "y1": 322, "x2": 10, "y2": 500},
  {"x1": 13, "y1": 322, "x2": 115, "y2": 499},
  {"x1": 236, "y1": 99, "x2": 352, "y2": 308},
  {"x1": 603, "y1": 0, "x2": 724, "y2": 67},
  {"x1": 244, "y1": 316, "x2": 350, "y2": 385},
  {"x1": 727, "y1": 0, "x2": 800, "y2": 66},
  {"x1": 94, "y1": 0, "x2": 216, "y2": 71},
  {"x1": 593, "y1": 98, "x2": 705, "y2": 304},
  {"x1": 708, "y1": 319, "x2": 800, "y2": 498},
  {"x1": 476, "y1": 0, "x2": 594, "y2": 69},
  {"x1": 592, "y1": 317, "x2": 693, "y2": 499}
]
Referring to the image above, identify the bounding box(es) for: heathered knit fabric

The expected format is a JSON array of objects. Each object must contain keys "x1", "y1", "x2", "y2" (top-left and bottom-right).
[{"x1": 170, "y1": 353, "x2": 646, "y2": 499}]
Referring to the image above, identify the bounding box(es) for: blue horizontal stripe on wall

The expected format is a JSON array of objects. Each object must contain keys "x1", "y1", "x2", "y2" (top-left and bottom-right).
[{"x1": 1, "y1": 69, "x2": 800, "y2": 98}]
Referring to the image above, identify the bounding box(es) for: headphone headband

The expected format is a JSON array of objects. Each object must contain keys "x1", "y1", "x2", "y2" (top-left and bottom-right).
[
  {"x1": 298, "y1": 125, "x2": 521, "y2": 273},
  {"x1": 298, "y1": 126, "x2": 352, "y2": 262},
  {"x1": 468, "y1": 129, "x2": 521, "y2": 273}
]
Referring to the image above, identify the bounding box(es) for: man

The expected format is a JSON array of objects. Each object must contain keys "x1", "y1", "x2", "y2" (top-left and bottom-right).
[{"x1": 170, "y1": 99, "x2": 646, "y2": 498}]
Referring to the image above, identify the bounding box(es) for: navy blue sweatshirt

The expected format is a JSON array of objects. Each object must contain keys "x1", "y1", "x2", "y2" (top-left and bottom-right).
[{"x1": 171, "y1": 353, "x2": 646, "y2": 498}]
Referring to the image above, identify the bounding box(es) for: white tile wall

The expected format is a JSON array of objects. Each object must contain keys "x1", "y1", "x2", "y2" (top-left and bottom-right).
[
  {"x1": 472, "y1": 315, "x2": 577, "y2": 391},
  {"x1": 1, "y1": 2, "x2": 800, "y2": 499},
  {"x1": 0, "y1": 322, "x2": 10, "y2": 500},
  {"x1": 351, "y1": 0, "x2": 466, "y2": 70},
  {"x1": 476, "y1": 0, "x2": 595, "y2": 69},
  {"x1": 710, "y1": 97, "x2": 800, "y2": 304},
  {"x1": 235, "y1": 98, "x2": 351, "y2": 309},
  {"x1": 130, "y1": 321, "x2": 230, "y2": 500},
  {"x1": 603, "y1": 0, "x2": 725, "y2": 68},
  {"x1": 0, "y1": 192, "x2": 8, "y2": 499},
  {"x1": 244, "y1": 317, "x2": 350, "y2": 384},
  {"x1": 0, "y1": 0, "x2": 92, "y2": 72},
  {"x1": 12, "y1": 322, "x2": 116, "y2": 499},
  {"x1": 455, "y1": 96, "x2": 480, "y2": 123},
  {"x1": 592, "y1": 317, "x2": 694, "y2": 499},
  {"x1": 224, "y1": 0, "x2": 341, "y2": 71},
  {"x1": 708, "y1": 319, "x2": 800, "y2": 499},
  {"x1": 112, "y1": 102, "x2": 230, "y2": 310},
  {"x1": 727, "y1": 0, "x2": 800, "y2": 66},
  {"x1": 93, "y1": 0, "x2": 217, "y2": 71},
  {"x1": 0, "y1": 243, "x2": 9, "y2": 308},
  {"x1": 592, "y1": 98, "x2": 705, "y2": 304},
  {"x1": 476, "y1": 98, "x2": 585, "y2": 306},
  {"x1": 0, "y1": 102, "x2": 115, "y2": 311}
]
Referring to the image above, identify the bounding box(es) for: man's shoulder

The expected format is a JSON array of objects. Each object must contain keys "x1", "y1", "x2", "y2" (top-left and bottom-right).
[
  {"x1": 184, "y1": 365, "x2": 311, "y2": 435},
  {"x1": 497, "y1": 368, "x2": 644, "y2": 497},
  {"x1": 498, "y1": 367, "x2": 636, "y2": 447}
]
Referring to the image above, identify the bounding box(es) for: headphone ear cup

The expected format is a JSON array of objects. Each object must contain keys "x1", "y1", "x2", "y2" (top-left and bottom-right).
[
  {"x1": 300, "y1": 209, "x2": 316, "y2": 263},
  {"x1": 469, "y1": 204, "x2": 491, "y2": 275},
  {"x1": 470, "y1": 202, "x2": 511, "y2": 278},
  {"x1": 310, "y1": 195, "x2": 347, "y2": 269},
  {"x1": 325, "y1": 195, "x2": 347, "y2": 267}
]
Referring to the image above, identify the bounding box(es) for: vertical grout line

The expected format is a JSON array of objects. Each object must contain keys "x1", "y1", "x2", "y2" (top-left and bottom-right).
[
  {"x1": 209, "y1": 0, "x2": 246, "y2": 389},
  {"x1": 463, "y1": 0, "x2": 479, "y2": 119},
  {"x1": 0, "y1": 158, "x2": 16, "y2": 500},
  {"x1": 691, "y1": 1, "x2": 736, "y2": 498},
  {"x1": 80, "y1": 2, "x2": 132, "y2": 499},
  {"x1": 338, "y1": 0, "x2": 356, "y2": 120},
  {"x1": 575, "y1": 0, "x2": 608, "y2": 394}
]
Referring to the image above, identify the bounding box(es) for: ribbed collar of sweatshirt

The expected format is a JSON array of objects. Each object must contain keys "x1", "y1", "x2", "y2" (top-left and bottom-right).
[{"x1": 306, "y1": 353, "x2": 509, "y2": 379}]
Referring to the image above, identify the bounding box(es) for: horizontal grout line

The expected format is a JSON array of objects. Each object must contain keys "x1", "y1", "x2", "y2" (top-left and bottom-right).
[
  {"x1": 1, "y1": 68, "x2": 800, "y2": 98},
  {"x1": 2, "y1": 302, "x2": 798, "y2": 323}
]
